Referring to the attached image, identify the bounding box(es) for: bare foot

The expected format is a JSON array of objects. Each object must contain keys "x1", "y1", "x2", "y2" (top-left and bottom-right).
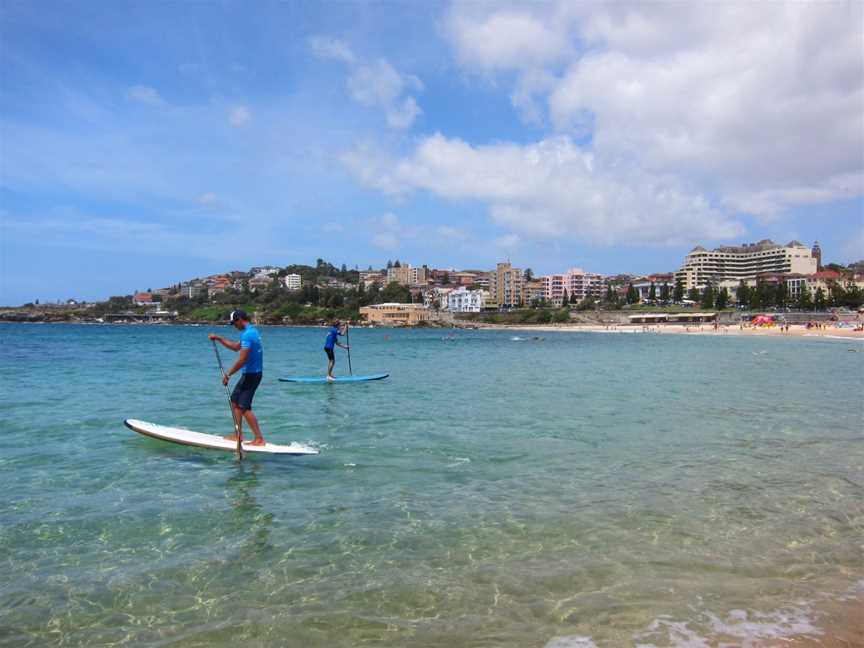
[{"x1": 247, "y1": 438, "x2": 266, "y2": 446}]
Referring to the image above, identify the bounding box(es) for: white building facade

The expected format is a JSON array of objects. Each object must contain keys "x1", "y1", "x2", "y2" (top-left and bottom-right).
[
  {"x1": 446, "y1": 287, "x2": 488, "y2": 313},
  {"x1": 675, "y1": 240, "x2": 817, "y2": 291},
  {"x1": 283, "y1": 274, "x2": 302, "y2": 291}
]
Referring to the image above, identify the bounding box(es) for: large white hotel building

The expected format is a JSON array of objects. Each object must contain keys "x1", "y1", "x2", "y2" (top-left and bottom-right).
[{"x1": 675, "y1": 240, "x2": 817, "y2": 290}]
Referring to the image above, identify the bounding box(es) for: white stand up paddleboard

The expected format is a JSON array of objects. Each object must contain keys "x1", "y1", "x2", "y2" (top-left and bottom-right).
[{"x1": 124, "y1": 419, "x2": 319, "y2": 455}]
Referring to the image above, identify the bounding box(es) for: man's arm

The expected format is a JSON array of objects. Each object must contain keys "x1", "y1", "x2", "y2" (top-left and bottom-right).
[
  {"x1": 208, "y1": 333, "x2": 241, "y2": 352},
  {"x1": 227, "y1": 348, "x2": 250, "y2": 377}
]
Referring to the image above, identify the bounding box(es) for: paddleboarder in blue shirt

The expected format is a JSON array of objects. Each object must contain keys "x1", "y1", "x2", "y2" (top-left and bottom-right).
[
  {"x1": 324, "y1": 320, "x2": 349, "y2": 381},
  {"x1": 208, "y1": 310, "x2": 266, "y2": 446}
]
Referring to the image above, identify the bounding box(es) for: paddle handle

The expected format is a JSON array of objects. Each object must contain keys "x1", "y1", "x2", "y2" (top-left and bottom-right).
[
  {"x1": 345, "y1": 323, "x2": 353, "y2": 375},
  {"x1": 212, "y1": 339, "x2": 243, "y2": 460}
]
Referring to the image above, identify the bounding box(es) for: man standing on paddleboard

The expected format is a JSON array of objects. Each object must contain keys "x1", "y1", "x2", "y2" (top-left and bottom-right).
[
  {"x1": 208, "y1": 310, "x2": 266, "y2": 446},
  {"x1": 324, "y1": 320, "x2": 349, "y2": 381}
]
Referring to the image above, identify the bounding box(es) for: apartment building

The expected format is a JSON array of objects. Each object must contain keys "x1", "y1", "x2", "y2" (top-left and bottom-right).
[
  {"x1": 542, "y1": 268, "x2": 605, "y2": 305},
  {"x1": 490, "y1": 262, "x2": 523, "y2": 308},
  {"x1": 675, "y1": 240, "x2": 817, "y2": 290},
  {"x1": 524, "y1": 279, "x2": 546, "y2": 305},
  {"x1": 386, "y1": 264, "x2": 428, "y2": 287}
]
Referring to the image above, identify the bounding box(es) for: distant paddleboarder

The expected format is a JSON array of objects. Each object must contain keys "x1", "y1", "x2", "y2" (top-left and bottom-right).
[
  {"x1": 208, "y1": 310, "x2": 266, "y2": 446},
  {"x1": 324, "y1": 320, "x2": 349, "y2": 381}
]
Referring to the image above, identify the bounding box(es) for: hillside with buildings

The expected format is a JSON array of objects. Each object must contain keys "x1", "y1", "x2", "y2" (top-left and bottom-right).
[{"x1": 4, "y1": 242, "x2": 863, "y2": 326}]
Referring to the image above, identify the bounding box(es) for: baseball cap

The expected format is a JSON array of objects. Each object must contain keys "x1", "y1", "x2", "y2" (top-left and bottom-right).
[{"x1": 228, "y1": 309, "x2": 249, "y2": 324}]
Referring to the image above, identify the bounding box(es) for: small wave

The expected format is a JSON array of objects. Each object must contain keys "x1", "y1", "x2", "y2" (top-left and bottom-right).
[
  {"x1": 545, "y1": 603, "x2": 821, "y2": 648},
  {"x1": 634, "y1": 605, "x2": 819, "y2": 647},
  {"x1": 543, "y1": 636, "x2": 598, "y2": 648},
  {"x1": 446, "y1": 456, "x2": 471, "y2": 467}
]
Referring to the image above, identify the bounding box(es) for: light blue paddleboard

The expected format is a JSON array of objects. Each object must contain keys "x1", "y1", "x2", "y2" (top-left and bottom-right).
[{"x1": 279, "y1": 373, "x2": 389, "y2": 384}]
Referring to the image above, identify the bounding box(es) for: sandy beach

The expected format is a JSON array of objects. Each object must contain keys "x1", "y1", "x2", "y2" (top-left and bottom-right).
[{"x1": 481, "y1": 322, "x2": 864, "y2": 341}]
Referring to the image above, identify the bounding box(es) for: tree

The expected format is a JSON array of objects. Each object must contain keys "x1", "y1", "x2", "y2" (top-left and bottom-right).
[
  {"x1": 687, "y1": 287, "x2": 700, "y2": 303},
  {"x1": 605, "y1": 285, "x2": 614, "y2": 303},
  {"x1": 394, "y1": 259, "x2": 402, "y2": 268},
  {"x1": 660, "y1": 283, "x2": 670, "y2": 303},
  {"x1": 442, "y1": 272, "x2": 451, "y2": 285},
  {"x1": 828, "y1": 281, "x2": 846, "y2": 307},
  {"x1": 524, "y1": 268, "x2": 534, "y2": 281},
  {"x1": 845, "y1": 284, "x2": 864, "y2": 309},
  {"x1": 341, "y1": 263, "x2": 347, "y2": 273},
  {"x1": 775, "y1": 281, "x2": 788, "y2": 309},
  {"x1": 561, "y1": 288, "x2": 569, "y2": 306},
  {"x1": 814, "y1": 287, "x2": 826, "y2": 310},
  {"x1": 578, "y1": 294, "x2": 596, "y2": 311},
  {"x1": 701, "y1": 283, "x2": 715, "y2": 309},
  {"x1": 626, "y1": 283, "x2": 640, "y2": 304},
  {"x1": 796, "y1": 285, "x2": 813, "y2": 310},
  {"x1": 386, "y1": 260, "x2": 393, "y2": 269},
  {"x1": 737, "y1": 280, "x2": 749, "y2": 307},
  {"x1": 648, "y1": 282, "x2": 657, "y2": 302},
  {"x1": 570, "y1": 291, "x2": 580, "y2": 306},
  {"x1": 714, "y1": 287, "x2": 729, "y2": 310},
  {"x1": 378, "y1": 281, "x2": 412, "y2": 304},
  {"x1": 673, "y1": 279, "x2": 685, "y2": 303}
]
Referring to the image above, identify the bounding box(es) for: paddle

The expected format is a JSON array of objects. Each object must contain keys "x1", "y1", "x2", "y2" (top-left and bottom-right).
[
  {"x1": 345, "y1": 322, "x2": 353, "y2": 376},
  {"x1": 212, "y1": 339, "x2": 244, "y2": 461}
]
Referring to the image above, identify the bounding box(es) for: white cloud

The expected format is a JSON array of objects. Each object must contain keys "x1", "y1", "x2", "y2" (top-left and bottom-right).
[
  {"x1": 347, "y1": 60, "x2": 423, "y2": 129},
  {"x1": 126, "y1": 85, "x2": 164, "y2": 106},
  {"x1": 444, "y1": 1, "x2": 864, "y2": 219},
  {"x1": 446, "y1": 5, "x2": 572, "y2": 72},
  {"x1": 312, "y1": 38, "x2": 423, "y2": 130},
  {"x1": 309, "y1": 36, "x2": 356, "y2": 64},
  {"x1": 373, "y1": 232, "x2": 400, "y2": 250},
  {"x1": 229, "y1": 106, "x2": 251, "y2": 127},
  {"x1": 322, "y1": 222, "x2": 345, "y2": 233},
  {"x1": 494, "y1": 233, "x2": 520, "y2": 251},
  {"x1": 370, "y1": 212, "x2": 407, "y2": 250},
  {"x1": 342, "y1": 134, "x2": 744, "y2": 246},
  {"x1": 197, "y1": 192, "x2": 217, "y2": 205},
  {"x1": 436, "y1": 225, "x2": 468, "y2": 243}
]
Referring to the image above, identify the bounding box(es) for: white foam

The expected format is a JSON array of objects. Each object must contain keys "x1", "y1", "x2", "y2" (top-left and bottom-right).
[
  {"x1": 544, "y1": 636, "x2": 599, "y2": 648},
  {"x1": 632, "y1": 604, "x2": 820, "y2": 648}
]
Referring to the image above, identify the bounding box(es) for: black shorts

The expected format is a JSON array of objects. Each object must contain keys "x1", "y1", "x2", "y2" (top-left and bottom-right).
[
  {"x1": 231, "y1": 372, "x2": 262, "y2": 411},
  {"x1": 324, "y1": 347, "x2": 335, "y2": 361}
]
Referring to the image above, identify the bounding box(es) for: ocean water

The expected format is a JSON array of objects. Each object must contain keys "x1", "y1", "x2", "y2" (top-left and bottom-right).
[{"x1": 1, "y1": 324, "x2": 862, "y2": 647}]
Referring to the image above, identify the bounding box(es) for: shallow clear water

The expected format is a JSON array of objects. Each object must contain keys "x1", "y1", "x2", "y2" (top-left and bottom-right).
[{"x1": 1, "y1": 324, "x2": 862, "y2": 647}]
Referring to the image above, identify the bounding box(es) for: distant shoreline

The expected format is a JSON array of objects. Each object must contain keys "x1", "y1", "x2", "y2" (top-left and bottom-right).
[{"x1": 3, "y1": 319, "x2": 863, "y2": 340}]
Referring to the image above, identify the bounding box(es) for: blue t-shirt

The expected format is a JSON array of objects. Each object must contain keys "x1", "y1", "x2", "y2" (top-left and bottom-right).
[
  {"x1": 240, "y1": 325, "x2": 263, "y2": 373},
  {"x1": 324, "y1": 326, "x2": 339, "y2": 350}
]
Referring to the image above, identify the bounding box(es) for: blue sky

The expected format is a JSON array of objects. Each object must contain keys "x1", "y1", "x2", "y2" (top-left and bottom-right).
[{"x1": 1, "y1": 0, "x2": 862, "y2": 304}]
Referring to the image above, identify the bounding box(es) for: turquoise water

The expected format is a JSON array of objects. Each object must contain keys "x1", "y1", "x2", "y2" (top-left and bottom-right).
[{"x1": 1, "y1": 324, "x2": 862, "y2": 647}]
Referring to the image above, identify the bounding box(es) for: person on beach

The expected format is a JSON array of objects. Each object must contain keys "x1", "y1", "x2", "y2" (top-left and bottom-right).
[
  {"x1": 208, "y1": 310, "x2": 266, "y2": 446},
  {"x1": 324, "y1": 320, "x2": 349, "y2": 381}
]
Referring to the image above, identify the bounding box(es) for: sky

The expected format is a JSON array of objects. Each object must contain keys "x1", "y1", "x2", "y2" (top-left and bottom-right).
[{"x1": 1, "y1": 0, "x2": 862, "y2": 305}]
